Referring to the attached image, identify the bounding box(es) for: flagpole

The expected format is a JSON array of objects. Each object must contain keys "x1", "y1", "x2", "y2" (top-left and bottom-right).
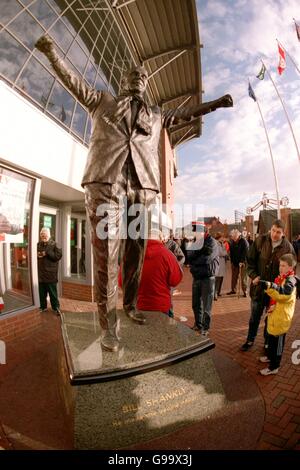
[
  {"x1": 261, "y1": 59, "x2": 300, "y2": 165},
  {"x1": 249, "y1": 80, "x2": 281, "y2": 218},
  {"x1": 276, "y1": 38, "x2": 300, "y2": 75}
]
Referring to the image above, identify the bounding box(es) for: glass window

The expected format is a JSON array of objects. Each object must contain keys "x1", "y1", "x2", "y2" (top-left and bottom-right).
[
  {"x1": 0, "y1": 0, "x2": 22, "y2": 27},
  {"x1": 83, "y1": 17, "x2": 98, "y2": 40},
  {"x1": 0, "y1": 167, "x2": 35, "y2": 315},
  {"x1": 72, "y1": 102, "x2": 87, "y2": 139},
  {"x1": 61, "y1": 8, "x2": 81, "y2": 37},
  {"x1": 46, "y1": 0, "x2": 68, "y2": 14},
  {"x1": 39, "y1": 212, "x2": 56, "y2": 240},
  {"x1": 100, "y1": 59, "x2": 111, "y2": 87},
  {"x1": 49, "y1": 19, "x2": 73, "y2": 52},
  {"x1": 95, "y1": 34, "x2": 106, "y2": 58},
  {"x1": 9, "y1": 9, "x2": 45, "y2": 50},
  {"x1": 0, "y1": 30, "x2": 29, "y2": 82},
  {"x1": 29, "y1": 0, "x2": 58, "y2": 29},
  {"x1": 67, "y1": 41, "x2": 88, "y2": 75},
  {"x1": 84, "y1": 60, "x2": 97, "y2": 86},
  {"x1": 16, "y1": 56, "x2": 55, "y2": 107},
  {"x1": 95, "y1": 72, "x2": 107, "y2": 91},
  {"x1": 110, "y1": 76, "x2": 118, "y2": 95},
  {"x1": 47, "y1": 81, "x2": 75, "y2": 126},
  {"x1": 112, "y1": 66, "x2": 121, "y2": 85},
  {"x1": 84, "y1": 117, "x2": 92, "y2": 144},
  {"x1": 76, "y1": 30, "x2": 93, "y2": 57},
  {"x1": 70, "y1": 218, "x2": 86, "y2": 278}
]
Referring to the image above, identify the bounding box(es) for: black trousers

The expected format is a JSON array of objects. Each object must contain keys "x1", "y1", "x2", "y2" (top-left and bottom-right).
[
  {"x1": 267, "y1": 333, "x2": 286, "y2": 370},
  {"x1": 215, "y1": 276, "x2": 223, "y2": 296},
  {"x1": 39, "y1": 282, "x2": 60, "y2": 310}
]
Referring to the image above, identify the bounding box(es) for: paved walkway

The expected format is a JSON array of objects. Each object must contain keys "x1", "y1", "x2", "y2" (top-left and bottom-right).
[
  {"x1": 173, "y1": 266, "x2": 300, "y2": 450},
  {"x1": 0, "y1": 264, "x2": 300, "y2": 450}
]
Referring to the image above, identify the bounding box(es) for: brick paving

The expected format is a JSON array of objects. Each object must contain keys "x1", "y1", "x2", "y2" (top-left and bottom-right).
[
  {"x1": 172, "y1": 265, "x2": 300, "y2": 451},
  {"x1": 0, "y1": 263, "x2": 300, "y2": 450}
]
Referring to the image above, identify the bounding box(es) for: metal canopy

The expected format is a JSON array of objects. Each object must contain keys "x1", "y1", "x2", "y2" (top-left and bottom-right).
[{"x1": 111, "y1": 0, "x2": 203, "y2": 148}]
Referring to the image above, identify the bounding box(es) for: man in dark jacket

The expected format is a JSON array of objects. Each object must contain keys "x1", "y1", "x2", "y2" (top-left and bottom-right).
[
  {"x1": 241, "y1": 220, "x2": 295, "y2": 351},
  {"x1": 227, "y1": 229, "x2": 249, "y2": 296},
  {"x1": 188, "y1": 227, "x2": 219, "y2": 336},
  {"x1": 37, "y1": 228, "x2": 62, "y2": 315}
]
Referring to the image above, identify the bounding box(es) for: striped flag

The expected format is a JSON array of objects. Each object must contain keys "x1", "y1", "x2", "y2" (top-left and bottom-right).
[
  {"x1": 256, "y1": 63, "x2": 266, "y2": 80},
  {"x1": 294, "y1": 18, "x2": 300, "y2": 42},
  {"x1": 248, "y1": 81, "x2": 256, "y2": 102},
  {"x1": 277, "y1": 44, "x2": 286, "y2": 75}
]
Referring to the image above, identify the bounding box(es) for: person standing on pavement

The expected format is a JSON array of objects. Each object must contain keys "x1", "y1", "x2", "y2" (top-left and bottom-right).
[
  {"x1": 188, "y1": 226, "x2": 219, "y2": 336},
  {"x1": 258, "y1": 254, "x2": 297, "y2": 375},
  {"x1": 227, "y1": 229, "x2": 249, "y2": 296},
  {"x1": 163, "y1": 234, "x2": 185, "y2": 317},
  {"x1": 37, "y1": 227, "x2": 62, "y2": 315},
  {"x1": 240, "y1": 220, "x2": 295, "y2": 352},
  {"x1": 214, "y1": 232, "x2": 228, "y2": 299}
]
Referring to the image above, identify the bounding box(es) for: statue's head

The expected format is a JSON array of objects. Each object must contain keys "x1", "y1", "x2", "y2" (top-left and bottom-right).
[{"x1": 126, "y1": 65, "x2": 148, "y2": 96}]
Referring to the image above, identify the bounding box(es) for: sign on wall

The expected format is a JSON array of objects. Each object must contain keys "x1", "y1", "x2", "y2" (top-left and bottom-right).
[{"x1": 0, "y1": 173, "x2": 27, "y2": 243}]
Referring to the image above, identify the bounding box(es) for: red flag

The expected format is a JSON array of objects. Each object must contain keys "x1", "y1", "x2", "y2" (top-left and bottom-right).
[{"x1": 277, "y1": 44, "x2": 286, "y2": 75}]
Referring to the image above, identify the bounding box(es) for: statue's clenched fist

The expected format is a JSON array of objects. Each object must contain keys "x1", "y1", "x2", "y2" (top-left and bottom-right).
[
  {"x1": 220, "y1": 94, "x2": 233, "y2": 107},
  {"x1": 35, "y1": 35, "x2": 54, "y2": 54}
]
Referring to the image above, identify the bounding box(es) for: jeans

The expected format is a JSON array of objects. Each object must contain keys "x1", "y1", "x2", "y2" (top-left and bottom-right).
[
  {"x1": 192, "y1": 277, "x2": 215, "y2": 331},
  {"x1": 247, "y1": 296, "x2": 268, "y2": 342}
]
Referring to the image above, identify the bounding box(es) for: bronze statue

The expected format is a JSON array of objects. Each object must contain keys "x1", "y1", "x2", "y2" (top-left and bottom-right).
[{"x1": 35, "y1": 35, "x2": 233, "y2": 352}]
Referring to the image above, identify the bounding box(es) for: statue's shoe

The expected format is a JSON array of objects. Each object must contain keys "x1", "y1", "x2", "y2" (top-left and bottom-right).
[
  {"x1": 101, "y1": 331, "x2": 119, "y2": 352},
  {"x1": 125, "y1": 309, "x2": 146, "y2": 324}
]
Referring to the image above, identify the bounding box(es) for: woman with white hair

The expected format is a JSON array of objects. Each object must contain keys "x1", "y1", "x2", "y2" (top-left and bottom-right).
[{"x1": 37, "y1": 227, "x2": 62, "y2": 315}]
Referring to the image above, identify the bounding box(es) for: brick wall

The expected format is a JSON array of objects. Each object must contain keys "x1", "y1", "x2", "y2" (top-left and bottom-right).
[
  {"x1": 61, "y1": 281, "x2": 93, "y2": 302},
  {"x1": 0, "y1": 309, "x2": 42, "y2": 343}
]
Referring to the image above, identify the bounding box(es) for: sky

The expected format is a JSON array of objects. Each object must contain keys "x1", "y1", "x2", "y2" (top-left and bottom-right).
[{"x1": 174, "y1": 0, "x2": 300, "y2": 227}]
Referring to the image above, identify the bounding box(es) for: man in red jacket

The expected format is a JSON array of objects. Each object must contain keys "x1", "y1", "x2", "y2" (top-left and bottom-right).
[{"x1": 120, "y1": 230, "x2": 183, "y2": 314}]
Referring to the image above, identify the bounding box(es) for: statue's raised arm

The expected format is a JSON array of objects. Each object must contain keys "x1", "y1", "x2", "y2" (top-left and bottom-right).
[{"x1": 35, "y1": 35, "x2": 101, "y2": 110}]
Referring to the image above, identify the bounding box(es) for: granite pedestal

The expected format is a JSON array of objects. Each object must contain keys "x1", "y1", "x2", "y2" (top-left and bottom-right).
[{"x1": 60, "y1": 311, "x2": 226, "y2": 449}]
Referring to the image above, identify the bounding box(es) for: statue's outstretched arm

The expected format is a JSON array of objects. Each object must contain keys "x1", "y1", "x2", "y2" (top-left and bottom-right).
[
  {"x1": 35, "y1": 35, "x2": 101, "y2": 110},
  {"x1": 163, "y1": 94, "x2": 233, "y2": 127}
]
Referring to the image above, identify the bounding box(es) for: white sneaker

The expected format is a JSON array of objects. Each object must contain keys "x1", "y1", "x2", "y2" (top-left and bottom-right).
[
  {"x1": 259, "y1": 356, "x2": 270, "y2": 363},
  {"x1": 260, "y1": 367, "x2": 279, "y2": 376},
  {"x1": 201, "y1": 330, "x2": 209, "y2": 337}
]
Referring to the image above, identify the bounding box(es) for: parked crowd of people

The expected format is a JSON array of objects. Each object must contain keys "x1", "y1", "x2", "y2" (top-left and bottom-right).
[
  {"x1": 39, "y1": 219, "x2": 298, "y2": 376},
  {"x1": 126, "y1": 219, "x2": 298, "y2": 377}
]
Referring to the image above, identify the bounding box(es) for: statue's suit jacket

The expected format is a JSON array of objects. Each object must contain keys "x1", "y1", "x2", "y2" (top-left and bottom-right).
[{"x1": 50, "y1": 55, "x2": 190, "y2": 192}]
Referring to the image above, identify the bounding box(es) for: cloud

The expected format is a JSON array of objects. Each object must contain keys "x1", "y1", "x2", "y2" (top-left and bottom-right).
[{"x1": 175, "y1": 0, "x2": 300, "y2": 223}]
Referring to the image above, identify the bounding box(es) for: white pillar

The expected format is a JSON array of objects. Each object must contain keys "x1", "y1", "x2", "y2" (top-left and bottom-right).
[{"x1": 62, "y1": 205, "x2": 71, "y2": 277}]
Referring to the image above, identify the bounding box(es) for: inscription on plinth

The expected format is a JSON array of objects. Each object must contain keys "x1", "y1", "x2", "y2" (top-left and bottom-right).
[
  {"x1": 59, "y1": 310, "x2": 224, "y2": 449},
  {"x1": 74, "y1": 353, "x2": 225, "y2": 449}
]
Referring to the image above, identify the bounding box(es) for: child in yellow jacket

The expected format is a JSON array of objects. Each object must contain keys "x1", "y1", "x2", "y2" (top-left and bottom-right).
[{"x1": 259, "y1": 253, "x2": 297, "y2": 376}]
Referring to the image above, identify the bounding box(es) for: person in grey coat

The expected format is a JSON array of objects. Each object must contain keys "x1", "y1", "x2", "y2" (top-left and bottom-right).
[
  {"x1": 35, "y1": 35, "x2": 233, "y2": 352},
  {"x1": 214, "y1": 233, "x2": 228, "y2": 300}
]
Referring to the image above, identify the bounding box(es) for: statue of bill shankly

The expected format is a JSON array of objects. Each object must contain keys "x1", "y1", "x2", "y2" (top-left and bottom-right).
[{"x1": 35, "y1": 35, "x2": 233, "y2": 352}]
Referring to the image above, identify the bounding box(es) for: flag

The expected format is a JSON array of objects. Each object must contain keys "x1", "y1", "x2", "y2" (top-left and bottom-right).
[
  {"x1": 256, "y1": 63, "x2": 266, "y2": 80},
  {"x1": 294, "y1": 19, "x2": 300, "y2": 42},
  {"x1": 277, "y1": 44, "x2": 286, "y2": 75},
  {"x1": 248, "y1": 82, "x2": 256, "y2": 101},
  {"x1": 60, "y1": 104, "x2": 66, "y2": 123}
]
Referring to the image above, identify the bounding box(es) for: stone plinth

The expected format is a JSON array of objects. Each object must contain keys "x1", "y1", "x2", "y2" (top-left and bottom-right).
[{"x1": 59, "y1": 311, "x2": 226, "y2": 449}]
